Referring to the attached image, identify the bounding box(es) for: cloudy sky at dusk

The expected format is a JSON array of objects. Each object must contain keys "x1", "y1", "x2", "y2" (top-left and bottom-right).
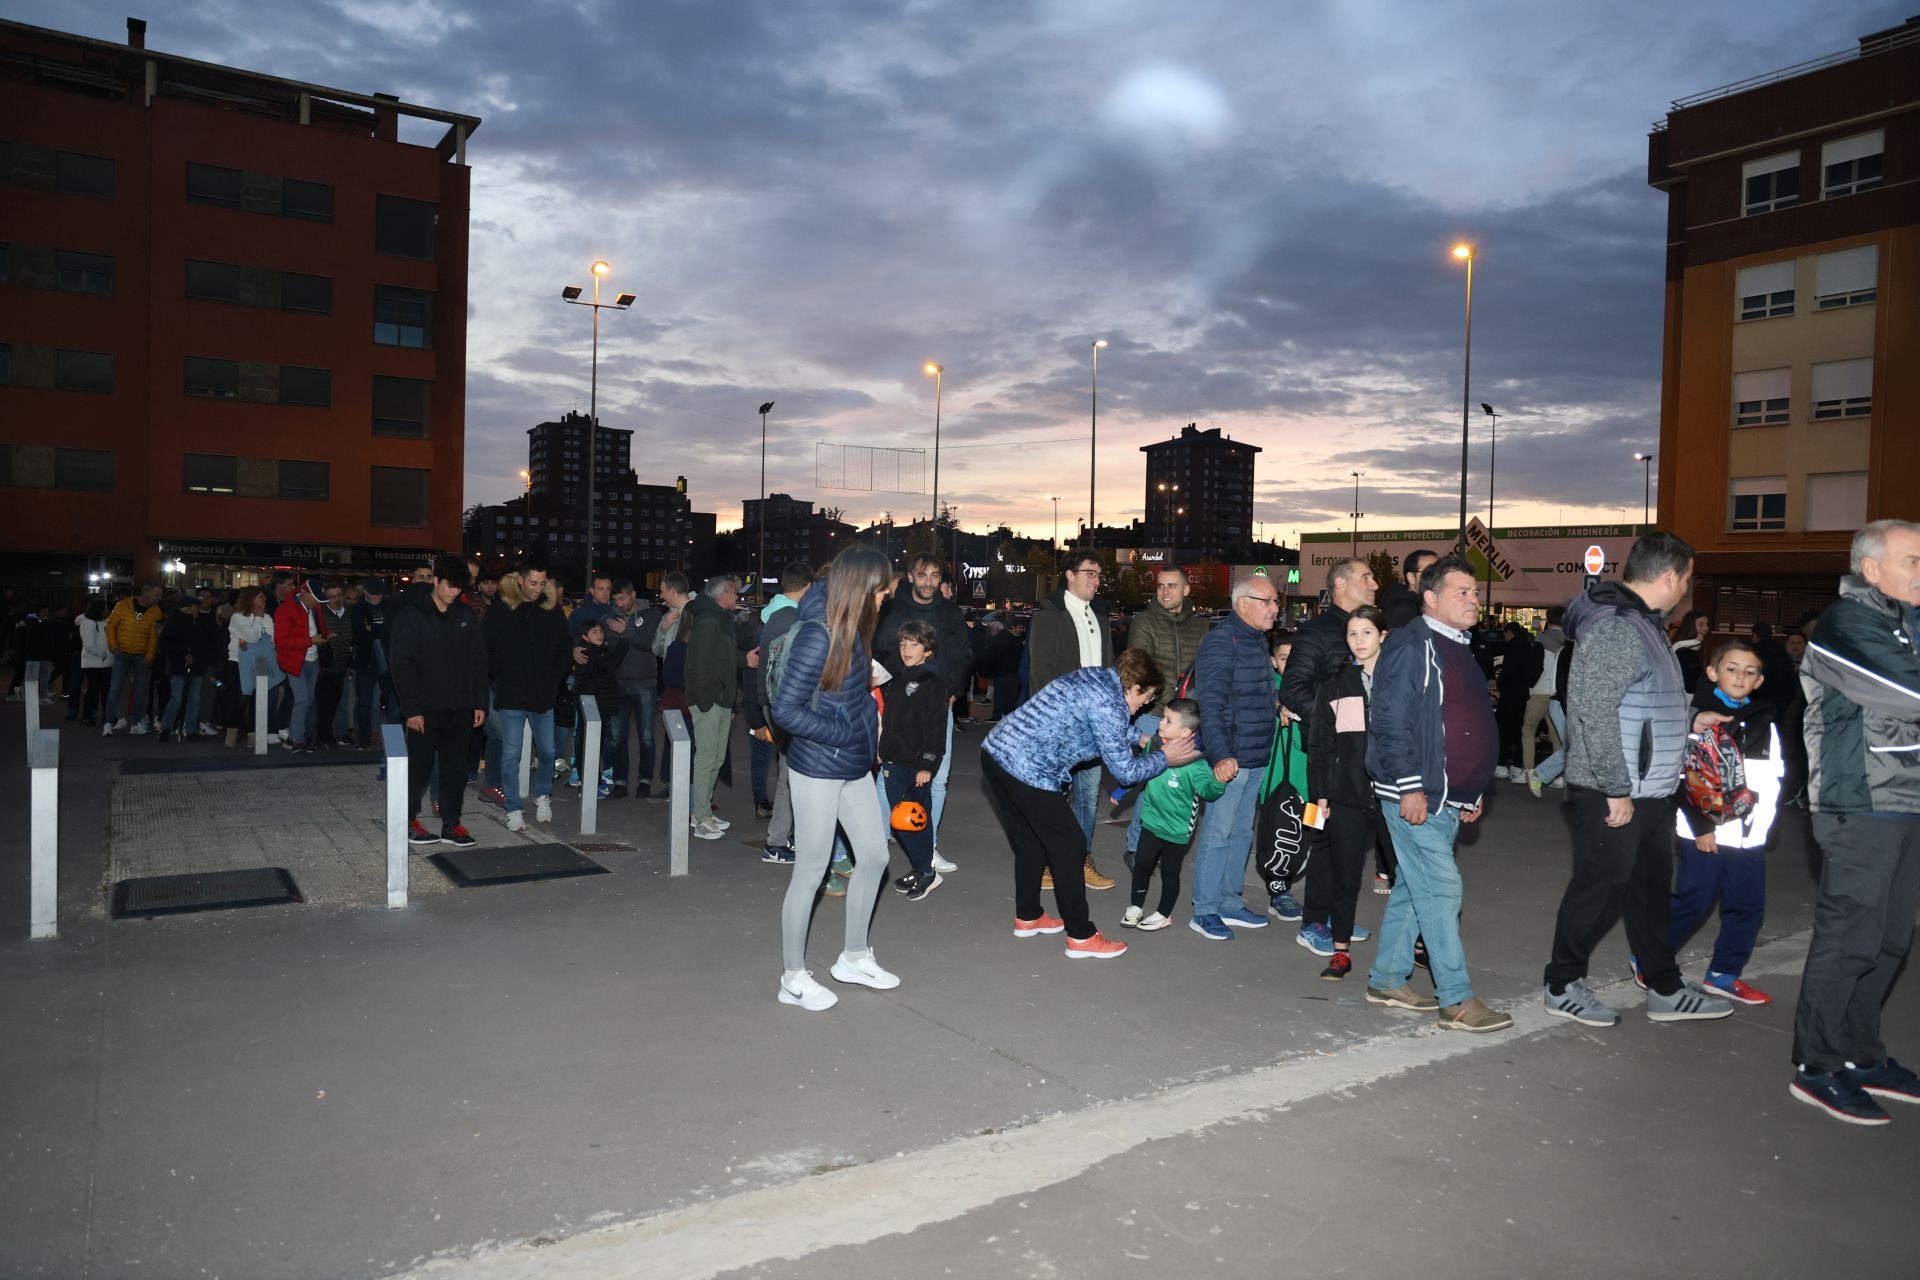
[{"x1": 27, "y1": 0, "x2": 1907, "y2": 543}]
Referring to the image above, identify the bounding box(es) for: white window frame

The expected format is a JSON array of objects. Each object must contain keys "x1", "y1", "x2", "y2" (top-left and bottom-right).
[
  {"x1": 1821, "y1": 131, "x2": 1884, "y2": 199},
  {"x1": 1732, "y1": 368, "x2": 1791, "y2": 427},
  {"x1": 1735, "y1": 260, "x2": 1795, "y2": 321},
  {"x1": 1811, "y1": 358, "x2": 1873, "y2": 420},
  {"x1": 1730, "y1": 476, "x2": 1788, "y2": 532},
  {"x1": 1742, "y1": 151, "x2": 1800, "y2": 216},
  {"x1": 1815, "y1": 245, "x2": 1877, "y2": 309}
]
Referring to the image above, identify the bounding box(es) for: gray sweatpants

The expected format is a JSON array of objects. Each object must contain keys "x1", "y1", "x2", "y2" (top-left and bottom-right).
[{"x1": 782, "y1": 769, "x2": 889, "y2": 972}]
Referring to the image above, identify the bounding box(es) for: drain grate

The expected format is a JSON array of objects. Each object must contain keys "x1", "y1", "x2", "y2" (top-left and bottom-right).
[
  {"x1": 571, "y1": 842, "x2": 635, "y2": 854},
  {"x1": 112, "y1": 867, "x2": 304, "y2": 918},
  {"x1": 430, "y1": 845, "x2": 610, "y2": 887}
]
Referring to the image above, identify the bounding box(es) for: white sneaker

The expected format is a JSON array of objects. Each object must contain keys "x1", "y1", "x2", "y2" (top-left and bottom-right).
[
  {"x1": 506, "y1": 810, "x2": 526, "y2": 832},
  {"x1": 1549, "y1": 776, "x2": 1566, "y2": 790},
  {"x1": 706, "y1": 815, "x2": 731, "y2": 831},
  {"x1": 1121, "y1": 905, "x2": 1143, "y2": 929},
  {"x1": 830, "y1": 950, "x2": 901, "y2": 990},
  {"x1": 128, "y1": 721, "x2": 148, "y2": 736},
  {"x1": 534, "y1": 795, "x2": 552, "y2": 823},
  {"x1": 692, "y1": 818, "x2": 726, "y2": 840},
  {"x1": 778, "y1": 970, "x2": 838, "y2": 1011},
  {"x1": 102, "y1": 721, "x2": 116, "y2": 737},
  {"x1": 266, "y1": 731, "x2": 284, "y2": 744},
  {"x1": 931, "y1": 853, "x2": 958, "y2": 874},
  {"x1": 1138, "y1": 911, "x2": 1172, "y2": 931},
  {"x1": 200, "y1": 722, "x2": 218, "y2": 735},
  {"x1": 553, "y1": 759, "x2": 570, "y2": 778},
  {"x1": 109, "y1": 718, "x2": 127, "y2": 733}
]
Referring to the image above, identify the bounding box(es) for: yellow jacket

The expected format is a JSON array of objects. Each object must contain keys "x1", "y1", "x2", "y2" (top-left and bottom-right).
[{"x1": 106, "y1": 597, "x2": 162, "y2": 660}]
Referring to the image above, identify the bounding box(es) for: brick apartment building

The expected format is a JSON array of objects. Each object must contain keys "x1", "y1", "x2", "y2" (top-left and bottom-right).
[
  {"x1": 0, "y1": 16, "x2": 479, "y2": 597},
  {"x1": 1139, "y1": 424, "x2": 1260, "y2": 563},
  {"x1": 1648, "y1": 15, "x2": 1917, "y2": 625}
]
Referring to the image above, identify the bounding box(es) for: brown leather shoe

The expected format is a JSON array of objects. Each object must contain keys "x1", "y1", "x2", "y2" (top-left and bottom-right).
[
  {"x1": 1082, "y1": 856, "x2": 1115, "y2": 891},
  {"x1": 1040, "y1": 868, "x2": 1054, "y2": 890},
  {"x1": 1437, "y1": 998, "x2": 1513, "y2": 1033}
]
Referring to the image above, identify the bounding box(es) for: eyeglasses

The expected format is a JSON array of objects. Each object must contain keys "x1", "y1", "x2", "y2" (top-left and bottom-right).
[
  {"x1": 1246, "y1": 595, "x2": 1279, "y2": 606},
  {"x1": 1072, "y1": 569, "x2": 1103, "y2": 579}
]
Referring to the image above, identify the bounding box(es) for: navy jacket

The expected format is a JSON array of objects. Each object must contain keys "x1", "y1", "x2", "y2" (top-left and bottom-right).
[
  {"x1": 1367, "y1": 615, "x2": 1493, "y2": 809},
  {"x1": 1191, "y1": 612, "x2": 1277, "y2": 767},
  {"x1": 771, "y1": 587, "x2": 879, "y2": 781}
]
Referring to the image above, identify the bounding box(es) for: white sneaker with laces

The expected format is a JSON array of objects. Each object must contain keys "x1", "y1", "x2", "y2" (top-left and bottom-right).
[
  {"x1": 830, "y1": 950, "x2": 901, "y2": 990},
  {"x1": 102, "y1": 721, "x2": 115, "y2": 737},
  {"x1": 110, "y1": 718, "x2": 128, "y2": 733},
  {"x1": 534, "y1": 795, "x2": 552, "y2": 824},
  {"x1": 1137, "y1": 911, "x2": 1172, "y2": 931},
  {"x1": 778, "y1": 970, "x2": 838, "y2": 1011},
  {"x1": 1121, "y1": 905, "x2": 1143, "y2": 928},
  {"x1": 692, "y1": 818, "x2": 726, "y2": 841},
  {"x1": 506, "y1": 810, "x2": 527, "y2": 832},
  {"x1": 128, "y1": 721, "x2": 148, "y2": 735},
  {"x1": 706, "y1": 815, "x2": 731, "y2": 831},
  {"x1": 931, "y1": 853, "x2": 958, "y2": 873}
]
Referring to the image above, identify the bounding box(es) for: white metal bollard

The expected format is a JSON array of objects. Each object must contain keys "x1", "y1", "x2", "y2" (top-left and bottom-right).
[
  {"x1": 382, "y1": 722, "x2": 408, "y2": 909},
  {"x1": 666, "y1": 709, "x2": 691, "y2": 876},
  {"x1": 577, "y1": 695, "x2": 601, "y2": 836},
  {"x1": 254, "y1": 672, "x2": 270, "y2": 756},
  {"x1": 29, "y1": 728, "x2": 59, "y2": 940},
  {"x1": 23, "y1": 659, "x2": 49, "y2": 747}
]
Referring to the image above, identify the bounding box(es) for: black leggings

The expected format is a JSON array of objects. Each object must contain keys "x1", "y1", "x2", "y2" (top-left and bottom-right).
[
  {"x1": 1328, "y1": 805, "x2": 1390, "y2": 945},
  {"x1": 1130, "y1": 829, "x2": 1191, "y2": 916}
]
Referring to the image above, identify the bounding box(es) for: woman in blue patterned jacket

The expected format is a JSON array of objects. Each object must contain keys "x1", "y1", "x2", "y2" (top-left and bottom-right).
[{"x1": 981, "y1": 647, "x2": 1200, "y2": 959}]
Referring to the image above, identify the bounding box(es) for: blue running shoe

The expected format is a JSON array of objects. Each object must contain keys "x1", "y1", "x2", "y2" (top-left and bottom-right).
[
  {"x1": 1351, "y1": 924, "x2": 1372, "y2": 943},
  {"x1": 1188, "y1": 914, "x2": 1233, "y2": 941},
  {"x1": 1296, "y1": 922, "x2": 1335, "y2": 956},
  {"x1": 1270, "y1": 891, "x2": 1303, "y2": 922},
  {"x1": 1218, "y1": 905, "x2": 1269, "y2": 929}
]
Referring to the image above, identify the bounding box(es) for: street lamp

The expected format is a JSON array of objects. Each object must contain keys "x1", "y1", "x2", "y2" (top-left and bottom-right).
[
  {"x1": 1481, "y1": 402, "x2": 1501, "y2": 615},
  {"x1": 560, "y1": 259, "x2": 635, "y2": 581},
  {"x1": 1349, "y1": 471, "x2": 1366, "y2": 557},
  {"x1": 1049, "y1": 495, "x2": 1060, "y2": 550},
  {"x1": 518, "y1": 468, "x2": 530, "y2": 494},
  {"x1": 924, "y1": 363, "x2": 943, "y2": 525},
  {"x1": 1633, "y1": 451, "x2": 1654, "y2": 527},
  {"x1": 757, "y1": 400, "x2": 775, "y2": 598},
  {"x1": 1089, "y1": 338, "x2": 1107, "y2": 542},
  {"x1": 1452, "y1": 243, "x2": 1475, "y2": 552}
]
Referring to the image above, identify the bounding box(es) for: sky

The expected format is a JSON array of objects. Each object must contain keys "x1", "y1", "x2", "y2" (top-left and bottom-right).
[{"x1": 26, "y1": 0, "x2": 1909, "y2": 543}]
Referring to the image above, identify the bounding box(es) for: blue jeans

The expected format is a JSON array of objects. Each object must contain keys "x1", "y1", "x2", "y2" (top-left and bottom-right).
[
  {"x1": 1670, "y1": 837, "x2": 1766, "y2": 977},
  {"x1": 162, "y1": 673, "x2": 202, "y2": 733},
  {"x1": 353, "y1": 666, "x2": 396, "y2": 741},
  {"x1": 1371, "y1": 805, "x2": 1473, "y2": 1007},
  {"x1": 610, "y1": 686, "x2": 656, "y2": 787},
  {"x1": 496, "y1": 708, "x2": 556, "y2": 813},
  {"x1": 1534, "y1": 701, "x2": 1569, "y2": 784},
  {"x1": 931, "y1": 709, "x2": 955, "y2": 854},
  {"x1": 1188, "y1": 768, "x2": 1260, "y2": 918},
  {"x1": 286, "y1": 658, "x2": 318, "y2": 745},
  {"x1": 1124, "y1": 712, "x2": 1162, "y2": 853},
  {"x1": 1070, "y1": 763, "x2": 1100, "y2": 854},
  {"x1": 106, "y1": 652, "x2": 147, "y2": 724}
]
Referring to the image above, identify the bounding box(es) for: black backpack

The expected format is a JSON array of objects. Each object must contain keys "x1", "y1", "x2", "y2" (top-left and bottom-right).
[{"x1": 1254, "y1": 721, "x2": 1309, "y2": 890}]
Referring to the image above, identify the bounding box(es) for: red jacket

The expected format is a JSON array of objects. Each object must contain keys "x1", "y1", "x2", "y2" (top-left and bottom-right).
[{"x1": 274, "y1": 596, "x2": 330, "y2": 676}]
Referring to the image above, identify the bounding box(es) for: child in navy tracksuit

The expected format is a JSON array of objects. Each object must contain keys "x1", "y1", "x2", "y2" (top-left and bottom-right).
[
  {"x1": 1668, "y1": 639, "x2": 1783, "y2": 1006},
  {"x1": 881, "y1": 621, "x2": 948, "y2": 901}
]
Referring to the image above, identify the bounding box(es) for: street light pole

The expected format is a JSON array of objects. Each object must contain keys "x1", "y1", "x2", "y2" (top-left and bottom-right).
[
  {"x1": 561, "y1": 262, "x2": 634, "y2": 582},
  {"x1": 924, "y1": 363, "x2": 943, "y2": 525},
  {"x1": 1349, "y1": 470, "x2": 1365, "y2": 558},
  {"x1": 1089, "y1": 339, "x2": 1107, "y2": 543},
  {"x1": 1050, "y1": 496, "x2": 1060, "y2": 551},
  {"x1": 1452, "y1": 244, "x2": 1475, "y2": 553},
  {"x1": 1634, "y1": 451, "x2": 1654, "y2": 527},
  {"x1": 757, "y1": 400, "x2": 775, "y2": 598},
  {"x1": 1481, "y1": 402, "x2": 1500, "y2": 616}
]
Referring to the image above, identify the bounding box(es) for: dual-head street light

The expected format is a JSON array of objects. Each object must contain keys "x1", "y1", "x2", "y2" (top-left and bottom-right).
[
  {"x1": 1452, "y1": 243, "x2": 1475, "y2": 557},
  {"x1": 560, "y1": 260, "x2": 634, "y2": 579},
  {"x1": 1634, "y1": 451, "x2": 1655, "y2": 527},
  {"x1": 757, "y1": 400, "x2": 776, "y2": 597}
]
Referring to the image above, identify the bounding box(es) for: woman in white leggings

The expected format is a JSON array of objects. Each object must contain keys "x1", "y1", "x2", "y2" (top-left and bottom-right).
[{"x1": 770, "y1": 544, "x2": 897, "y2": 1011}]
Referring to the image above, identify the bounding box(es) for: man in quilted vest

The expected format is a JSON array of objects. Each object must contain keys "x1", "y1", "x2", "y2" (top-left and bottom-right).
[{"x1": 1544, "y1": 532, "x2": 1736, "y2": 1028}]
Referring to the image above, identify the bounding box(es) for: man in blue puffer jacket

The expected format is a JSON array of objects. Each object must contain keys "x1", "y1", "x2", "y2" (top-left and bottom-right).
[{"x1": 1185, "y1": 573, "x2": 1282, "y2": 940}]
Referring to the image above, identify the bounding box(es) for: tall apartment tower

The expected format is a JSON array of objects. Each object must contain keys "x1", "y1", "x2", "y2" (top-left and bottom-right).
[
  {"x1": 1647, "y1": 16, "x2": 1917, "y2": 624},
  {"x1": 1140, "y1": 424, "x2": 1260, "y2": 561},
  {"x1": 0, "y1": 17, "x2": 479, "y2": 591},
  {"x1": 527, "y1": 411, "x2": 633, "y2": 508}
]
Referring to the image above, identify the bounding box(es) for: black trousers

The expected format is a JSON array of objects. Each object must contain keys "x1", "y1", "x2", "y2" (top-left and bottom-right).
[
  {"x1": 1327, "y1": 805, "x2": 1389, "y2": 944},
  {"x1": 1300, "y1": 821, "x2": 1333, "y2": 919},
  {"x1": 407, "y1": 708, "x2": 472, "y2": 829},
  {"x1": 1130, "y1": 829, "x2": 1191, "y2": 916},
  {"x1": 316, "y1": 670, "x2": 347, "y2": 745},
  {"x1": 982, "y1": 753, "x2": 1094, "y2": 940},
  {"x1": 1545, "y1": 788, "x2": 1682, "y2": 995},
  {"x1": 1793, "y1": 813, "x2": 1920, "y2": 1073},
  {"x1": 1496, "y1": 690, "x2": 1528, "y2": 768}
]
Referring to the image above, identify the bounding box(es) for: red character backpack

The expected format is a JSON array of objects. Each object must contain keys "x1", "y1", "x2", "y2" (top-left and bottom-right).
[{"x1": 1683, "y1": 724, "x2": 1756, "y2": 825}]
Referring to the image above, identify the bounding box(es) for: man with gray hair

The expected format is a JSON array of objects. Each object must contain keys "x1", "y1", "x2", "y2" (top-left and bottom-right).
[
  {"x1": 1789, "y1": 519, "x2": 1920, "y2": 1125},
  {"x1": 683, "y1": 573, "x2": 742, "y2": 839}
]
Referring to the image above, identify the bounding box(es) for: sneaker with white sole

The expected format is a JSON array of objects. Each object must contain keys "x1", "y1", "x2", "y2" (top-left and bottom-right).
[
  {"x1": 128, "y1": 720, "x2": 148, "y2": 735},
  {"x1": 779, "y1": 970, "x2": 838, "y2": 1011},
  {"x1": 1646, "y1": 982, "x2": 1734, "y2": 1022},
  {"x1": 1137, "y1": 911, "x2": 1171, "y2": 931},
  {"x1": 1544, "y1": 980, "x2": 1620, "y2": 1027},
  {"x1": 102, "y1": 721, "x2": 116, "y2": 736},
  {"x1": 506, "y1": 810, "x2": 527, "y2": 832},
  {"x1": 534, "y1": 795, "x2": 552, "y2": 824},
  {"x1": 701, "y1": 815, "x2": 732, "y2": 831},
  {"x1": 830, "y1": 950, "x2": 901, "y2": 990},
  {"x1": 691, "y1": 818, "x2": 726, "y2": 840},
  {"x1": 931, "y1": 853, "x2": 957, "y2": 874},
  {"x1": 1120, "y1": 905, "x2": 1143, "y2": 929}
]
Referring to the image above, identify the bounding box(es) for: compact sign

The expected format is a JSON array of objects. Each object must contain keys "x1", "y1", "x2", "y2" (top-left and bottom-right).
[{"x1": 1301, "y1": 524, "x2": 1639, "y2": 605}]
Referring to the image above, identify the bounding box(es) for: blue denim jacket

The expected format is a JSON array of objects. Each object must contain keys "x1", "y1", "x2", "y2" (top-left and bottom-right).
[{"x1": 982, "y1": 666, "x2": 1166, "y2": 791}]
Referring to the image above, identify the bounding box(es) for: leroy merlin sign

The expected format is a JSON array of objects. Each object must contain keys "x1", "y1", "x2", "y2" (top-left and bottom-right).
[{"x1": 1301, "y1": 523, "x2": 1643, "y2": 604}]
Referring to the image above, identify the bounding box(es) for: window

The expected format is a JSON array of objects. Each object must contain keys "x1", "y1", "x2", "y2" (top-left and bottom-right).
[
  {"x1": 374, "y1": 285, "x2": 431, "y2": 347},
  {"x1": 1742, "y1": 151, "x2": 1799, "y2": 216},
  {"x1": 1822, "y1": 131, "x2": 1883, "y2": 199},
  {"x1": 184, "y1": 357, "x2": 240, "y2": 398},
  {"x1": 278, "y1": 459, "x2": 329, "y2": 501},
  {"x1": 0, "y1": 342, "x2": 9, "y2": 384},
  {"x1": 1806, "y1": 472, "x2": 1868, "y2": 532},
  {"x1": 281, "y1": 272, "x2": 332, "y2": 314},
  {"x1": 56, "y1": 250, "x2": 114, "y2": 295},
  {"x1": 183, "y1": 453, "x2": 238, "y2": 494},
  {"x1": 371, "y1": 465, "x2": 429, "y2": 527},
  {"x1": 1732, "y1": 368, "x2": 1790, "y2": 427},
  {"x1": 1730, "y1": 477, "x2": 1788, "y2": 532},
  {"x1": 1811, "y1": 358, "x2": 1872, "y2": 419},
  {"x1": 372, "y1": 375, "x2": 431, "y2": 437},
  {"x1": 0, "y1": 241, "x2": 8, "y2": 282},
  {"x1": 55, "y1": 350, "x2": 113, "y2": 394},
  {"x1": 278, "y1": 366, "x2": 331, "y2": 408},
  {"x1": 375, "y1": 195, "x2": 436, "y2": 258},
  {"x1": 1815, "y1": 245, "x2": 1877, "y2": 309},
  {"x1": 56, "y1": 151, "x2": 114, "y2": 198},
  {"x1": 54, "y1": 448, "x2": 112, "y2": 490},
  {"x1": 185, "y1": 259, "x2": 241, "y2": 302},
  {"x1": 282, "y1": 179, "x2": 333, "y2": 222},
  {"x1": 1735, "y1": 260, "x2": 1793, "y2": 321},
  {"x1": 186, "y1": 162, "x2": 242, "y2": 207}
]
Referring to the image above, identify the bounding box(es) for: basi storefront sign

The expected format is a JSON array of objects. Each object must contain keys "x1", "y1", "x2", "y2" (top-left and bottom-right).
[
  {"x1": 160, "y1": 539, "x2": 440, "y2": 569},
  {"x1": 1300, "y1": 524, "x2": 1640, "y2": 605}
]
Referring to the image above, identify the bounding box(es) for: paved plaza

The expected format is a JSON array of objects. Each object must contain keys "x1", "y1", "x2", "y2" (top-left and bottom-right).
[{"x1": 3, "y1": 707, "x2": 1917, "y2": 1279}]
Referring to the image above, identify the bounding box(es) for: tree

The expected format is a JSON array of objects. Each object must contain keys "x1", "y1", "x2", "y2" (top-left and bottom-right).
[
  {"x1": 1023, "y1": 544, "x2": 1056, "y2": 601},
  {"x1": 818, "y1": 504, "x2": 846, "y2": 524},
  {"x1": 905, "y1": 523, "x2": 941, "y2": 561},
  {"x1": 461, "y1": 503, "x2": 487, "y2": 546}
]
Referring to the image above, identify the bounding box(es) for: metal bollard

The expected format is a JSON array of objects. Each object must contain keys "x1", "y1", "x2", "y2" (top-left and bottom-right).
[
  {"x1": 382, "y1": 722, "x2": 408, "y2": 908},
  {"x1": 255, "y1": 672, "x2": 270, "y2": 756},
  {"x1": 578, "y1": 694, "x2": 601, "y2": 836},
  {"x1": 665, "y1": 709, "x2": 691, "y2": 876},
  {"x1": 29, "y1": 728, "x2": 59, "y2": 940},
  {"x1": 23, "y1": 659, "x2": 49, "y2": 747}
]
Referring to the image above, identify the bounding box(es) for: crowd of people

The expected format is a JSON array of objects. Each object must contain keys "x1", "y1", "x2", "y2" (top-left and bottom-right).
[{"x1": 5, "y1": 518, "x2": 1916, "y2": 1127}]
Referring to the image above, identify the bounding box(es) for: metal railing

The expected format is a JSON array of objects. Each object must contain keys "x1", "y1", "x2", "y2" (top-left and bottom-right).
[{"x1": 1666, "y1": 23, "x2": 1919, "y2": 114}]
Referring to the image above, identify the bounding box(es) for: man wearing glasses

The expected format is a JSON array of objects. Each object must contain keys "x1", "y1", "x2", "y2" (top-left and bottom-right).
[
  {"x1": 1026, "y1": 549, "x2": 1118, "y2": 889},
  {"x1": 1186, "y1": 573, "x2": 1282, "y2": 938}
]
